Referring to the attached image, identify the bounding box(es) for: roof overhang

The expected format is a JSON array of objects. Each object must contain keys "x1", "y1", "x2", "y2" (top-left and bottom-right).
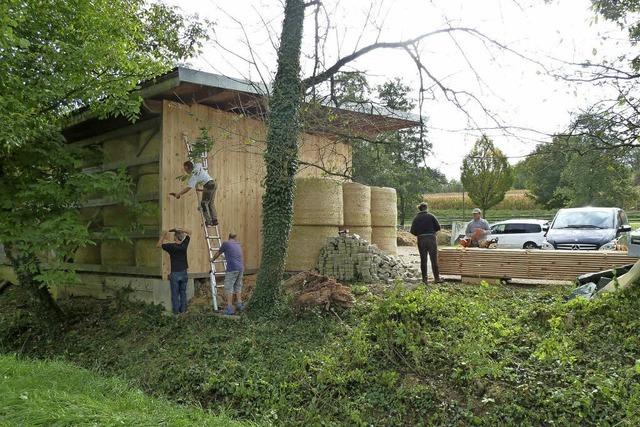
[{"x1": 64, "y1": 67, "x2": 420, "y2": 142}]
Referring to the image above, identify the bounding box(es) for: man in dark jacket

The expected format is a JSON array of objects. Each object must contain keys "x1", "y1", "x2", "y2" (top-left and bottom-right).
[
  {"x1": 410, "y1": 202, "x2": 442, "y2": 284},
  {"x1": 156, "y1": 228, "x2": 191, "y2": 314}
]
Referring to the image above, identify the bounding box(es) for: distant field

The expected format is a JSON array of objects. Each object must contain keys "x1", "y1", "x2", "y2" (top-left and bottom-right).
[{"x1": 424, "y1": 190, "x2": 539, "y2": 211}]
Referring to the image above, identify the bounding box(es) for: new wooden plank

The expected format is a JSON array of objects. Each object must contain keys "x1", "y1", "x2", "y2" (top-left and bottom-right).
[{"x1": 439, "y1": 247, "x2": 638, "y2": 282}]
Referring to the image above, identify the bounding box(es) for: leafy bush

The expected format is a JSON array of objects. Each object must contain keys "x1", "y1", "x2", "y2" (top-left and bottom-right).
[{"x1": 1, "y1": 282, "x2": 639, "y2": 425}]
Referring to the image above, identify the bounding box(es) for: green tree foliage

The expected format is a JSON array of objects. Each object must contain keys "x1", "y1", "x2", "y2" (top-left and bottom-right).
[
  {"x1": 511, "y1": 161, "x2": 528, "y2": 190},
  {"x1": 520, "y1": 129, "x2": 638, "y2": 208},
  {"x1": 250, "y1": 0, "x2": 305, "y2": 316},
  {"x1": 0, "y1": 0, "x2": 206, "y2": 315},
  {"x1": 519, "y1": 137, "x2": 571, "y2": 208},
  {"x1": 460, "y1": 136, "x2": 513, "y2": 213},
  {"x1": 351, "y1": 77, "x2": 446, "y2": 225}
]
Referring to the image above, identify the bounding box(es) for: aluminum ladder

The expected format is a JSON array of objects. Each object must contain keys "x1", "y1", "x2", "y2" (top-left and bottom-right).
[{"x1": 183, "y1": 135, "x2": 226, "y2": 311}]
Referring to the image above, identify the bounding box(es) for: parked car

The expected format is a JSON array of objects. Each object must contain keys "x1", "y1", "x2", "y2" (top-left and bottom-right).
[
  {"x1": 488, "y1": 219, "x2": 548, "y2": 249},
  {"x1": 541, "y1": 207, "x2": 632, "y2": 251}
]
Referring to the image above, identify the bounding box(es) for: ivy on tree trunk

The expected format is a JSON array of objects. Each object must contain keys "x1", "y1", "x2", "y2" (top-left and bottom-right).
[{"x1": 249, "y1": 0, "x2": 305, "y2": 316}]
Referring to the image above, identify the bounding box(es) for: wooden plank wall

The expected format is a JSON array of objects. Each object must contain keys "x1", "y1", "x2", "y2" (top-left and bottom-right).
[
  {"x1": 161, "y1": 101, "x2": 351, "y2": 277},
  {"x1": 439, "y1": 247, "x2": 639, "y2": 281}
]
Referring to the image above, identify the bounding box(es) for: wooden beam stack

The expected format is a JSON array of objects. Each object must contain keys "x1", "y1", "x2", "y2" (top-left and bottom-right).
[{"x1": 439, "y1": 248, "x2": 639, "y2": 282}]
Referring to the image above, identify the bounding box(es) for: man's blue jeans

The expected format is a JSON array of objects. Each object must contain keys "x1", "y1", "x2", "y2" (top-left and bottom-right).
[{"x1": 168, "y1": 271, "x2": 188, "y2": 314}]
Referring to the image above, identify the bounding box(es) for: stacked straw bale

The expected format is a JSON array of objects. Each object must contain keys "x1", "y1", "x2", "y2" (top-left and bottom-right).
[
  {"x1": 102, "y1": 204, "x2": 134, "y2": 228},
  {"x1": 102, "y1": 134, "x2": 138, "y2": 163},
  {"x1": 74, "y1": 244, "x2": 101, "y2": 264},
  {"x1": 370, "y1": 186, "x2": 398, "y2": 255},
  {"x1": 101, "y1": 240, "x2": 135, "y2": 266},
  {"x1": 342, "y1": 182, "x2": 372, "y2": 242},
  {"x1": 135, "y1": 238, "x2": 161, "y2": 268},
  {"x1": 286, "y1": 178, "x2": 342, "y2": 271}
]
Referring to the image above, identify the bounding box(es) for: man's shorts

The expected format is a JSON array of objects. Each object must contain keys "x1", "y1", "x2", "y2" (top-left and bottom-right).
[{"x1": 224, "y1": 270, "x2": 243, "y2": 294}]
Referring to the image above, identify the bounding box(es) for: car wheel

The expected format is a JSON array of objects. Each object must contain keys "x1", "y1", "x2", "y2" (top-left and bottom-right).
[{"x1": 523, "y1": 241, "x2": 538, "y2": 249}]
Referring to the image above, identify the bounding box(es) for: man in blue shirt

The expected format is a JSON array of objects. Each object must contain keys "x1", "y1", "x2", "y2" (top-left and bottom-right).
[
  {"x1": 156, "y1": 228, "x2": 191, "y2": 314},
  {"x1": 212, "y1": 233, "x2": 244, "y2": 315}
]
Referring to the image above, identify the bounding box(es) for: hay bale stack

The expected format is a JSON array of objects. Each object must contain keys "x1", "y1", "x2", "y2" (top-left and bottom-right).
[
  {"x1": 135, "y1": 239, "x2": 161, "y2": 268},
  {"x1": 136, "y1": 162, "x2": 159, "y2": 176},
  {"x1": 102, "y1": 135, "x2": 138, "y2": 163},
  {"x1": 372, "y1": 226, "x2": 397, "y2": 256},
  {"x1": 78, "y1": 207, "x2": 102, "y2": 228},
  {"x1": 102, "y1": 204, "x2": 134, "y2": 227},
  {"x1": 74, "y1": 243, "x2": 101, "y2": 265},
  {"x1": 342, "y1": 182, "x2": 371, "y2": 226},
  {"x1": 344, "y1": 226, "x2": 372, "y2": 242},
  {"x1": 137, "y1": 129, "x2": 161, "y2": 157},
  {"x1": 136, "y1": 173, "x2": 159, "y2": 195},
  {"x1": 370, "y1": 186, "x2": 397, "y2": 227},
  {"x1": 285, "y1": 225, "x2": 339, "y2": 271},
  {"x1": 138, "y1": 202, "x2": 160, "y2": 226},
  {"x1": 101, "y1": 240, "x2": 135, "y2": 266},
  {"x1": 292, "y1": 177, "x2": 343, "y2": 226}
]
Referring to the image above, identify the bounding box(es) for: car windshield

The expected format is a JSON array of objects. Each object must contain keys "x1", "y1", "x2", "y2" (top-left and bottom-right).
[{"x1": 552, "y1": 210, "x2": 614, "y2": 229}]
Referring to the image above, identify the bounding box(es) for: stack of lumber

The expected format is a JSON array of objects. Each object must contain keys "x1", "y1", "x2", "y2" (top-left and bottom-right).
[{"x1": 439, "y1": 248, "x2": 639, "y2": 282}]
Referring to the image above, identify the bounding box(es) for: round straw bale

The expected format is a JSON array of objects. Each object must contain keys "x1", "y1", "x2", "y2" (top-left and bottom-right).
[
  {"x1": 137, "y1": 129, "x2": 161, "y2": 157},
  {"x1": 137, "y1": 202, "x2": 160, "y2": 226},
  {"x1": 293, "y1": 178, "x2": 343, "y2": 226},
  {"x1": 101, "y1": 240, "x2": 135, "y2": 266},
  {"x1": 78, "y1": 207, "x2": 102, "y2": 227},
  {"x1": 74, "y1": 243, "x2": 101, "y2": 265},
  {"x1": 285, "y1": 225, "x2": 339, "y2": 271},
  {"x1": 102, "y1": 134, "x2": 138, "y2": 163},
  {"x1": 342, "y1": 182, "x2": 371, "y2": 226},
  {"x1": 136, "y1": 173, "x2": 159, "y2": 195},
  {"x1": 345, "y1": 225, "x2": 372, "y2": 242},
  {"x1": 103, "y1": 204, "x2": 134, "y2": 227},
  {"x1": 372, "y1": 226, "x2": 398, "y2": 256},
  {"x1": 370, "y1": 186, "x2": 397, "y2": 227},
  {"x1": 135, "y1": 238, "x2": 161, "y2": 268},
  {"x1": 136, "y1": 162, "x2": 159, "y2": 176}
]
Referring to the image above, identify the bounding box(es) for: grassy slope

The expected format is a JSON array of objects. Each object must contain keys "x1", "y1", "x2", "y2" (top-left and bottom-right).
[
  {"x1": 0, "y1": 354, "x2": 241, "y2": 427},
  {"x1": 2, "y1": 282, "x2": 640, "y2": 425}
]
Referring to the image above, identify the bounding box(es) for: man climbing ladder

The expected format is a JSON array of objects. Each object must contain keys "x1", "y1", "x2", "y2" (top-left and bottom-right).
[{"x1": 170, "y1": 160, "x2": 218, "y2": 226}]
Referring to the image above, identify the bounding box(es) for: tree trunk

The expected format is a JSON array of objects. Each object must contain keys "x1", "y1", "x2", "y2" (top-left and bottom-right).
[
  {"x1": 7, "y1": 247, "x2": 63, "y2": 320},
  {"x1": 249, "y1": 0, "x2": 305, "y2": 316}
]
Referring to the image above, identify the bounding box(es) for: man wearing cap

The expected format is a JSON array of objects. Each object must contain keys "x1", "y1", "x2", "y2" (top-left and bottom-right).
[
  {"x1": 156, "y1": 228, "x2": 191, "y2": 314},
  {"x1": 465, "y1": 208, "x2": 490, "y2": 247},
  {"x1": 410, "y1": 202, "x2": 442, "y2": 284}
]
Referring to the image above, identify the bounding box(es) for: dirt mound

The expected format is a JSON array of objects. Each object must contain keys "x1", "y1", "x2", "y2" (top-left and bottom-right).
[
  {"x1": 283, "y1": 271, "x2": 354, "y2": 311},
  {"x1": 397, "y1": 230, "x2": 416, "y2": 246}
]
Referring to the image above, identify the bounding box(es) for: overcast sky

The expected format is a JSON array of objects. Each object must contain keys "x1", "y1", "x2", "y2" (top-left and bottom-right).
[{"x1": 163, "y1": 0, "x2": 631, "y2": 179}]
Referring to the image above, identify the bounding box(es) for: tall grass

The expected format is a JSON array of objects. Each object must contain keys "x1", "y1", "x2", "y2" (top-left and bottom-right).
[
  {"x1": 0, "y1": 355, "x2": 241, "y2": 426},
  {"x1": 425, "y1": 190, "x2": 539, "y2": 211}
]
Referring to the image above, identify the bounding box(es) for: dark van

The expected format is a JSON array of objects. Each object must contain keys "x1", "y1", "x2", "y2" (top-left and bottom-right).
[{"x1": 541, "y1": 207, "x2": 632, "y2": 251}]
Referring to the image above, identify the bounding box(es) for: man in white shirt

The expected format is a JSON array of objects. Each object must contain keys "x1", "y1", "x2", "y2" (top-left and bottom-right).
[{"x1": 170, "y1": 160, "x2": 218, "y2": 226}]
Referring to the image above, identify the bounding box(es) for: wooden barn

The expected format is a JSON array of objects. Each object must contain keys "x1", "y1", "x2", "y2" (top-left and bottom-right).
[{"x1": 56, "y1": 67, "x2": 418, "y2": 308}]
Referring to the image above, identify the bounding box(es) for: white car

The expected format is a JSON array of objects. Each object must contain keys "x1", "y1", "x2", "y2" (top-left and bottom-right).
[{"x1": 488, "y1": 219, "x2": 549, "y2": 249}]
